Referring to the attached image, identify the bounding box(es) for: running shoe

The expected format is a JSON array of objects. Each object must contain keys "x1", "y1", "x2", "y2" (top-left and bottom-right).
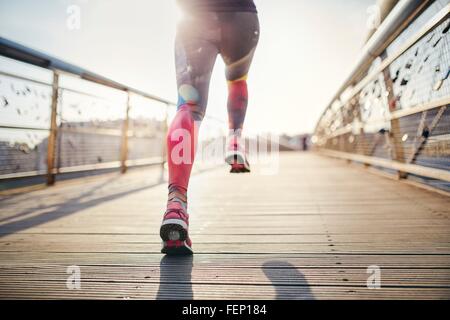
[
  {"x1": 225, "y1": 135, "x2": 251, "y2": 173},
  {"x1": 161, "y1": 238, "x2": 193, "y2": 255},
  {"x1": 160, "y1": 201, "x2": 193, "y2": 255}
]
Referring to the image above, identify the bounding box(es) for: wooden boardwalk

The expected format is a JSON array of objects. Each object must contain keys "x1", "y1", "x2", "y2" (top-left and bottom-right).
[{"x1": 0, "y1": 152, "x2": 449, "y2": 299}]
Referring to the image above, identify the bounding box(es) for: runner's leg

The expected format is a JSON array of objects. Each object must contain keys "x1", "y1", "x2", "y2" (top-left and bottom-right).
[
  {"x1": 168, "y1": 14, "x2": 219, "y2": 204},
  {"x1": 220, "y1": 12, "x2": 259, "y2": 135},
  {"x1": 219, "y1": 12, "x2": 259, "y2": 172}
]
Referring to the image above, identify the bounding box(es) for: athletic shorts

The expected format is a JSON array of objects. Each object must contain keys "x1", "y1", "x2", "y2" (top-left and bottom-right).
[{"x1": 175, "y1": 11, "x2": 260, "y2": 118}]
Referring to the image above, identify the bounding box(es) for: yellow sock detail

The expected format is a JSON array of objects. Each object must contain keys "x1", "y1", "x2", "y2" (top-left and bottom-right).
[{"x1": 227, "y1": 74, "x2": 248, "y2": 84}]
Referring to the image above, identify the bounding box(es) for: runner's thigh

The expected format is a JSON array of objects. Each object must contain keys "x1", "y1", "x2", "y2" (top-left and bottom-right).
[{"x1": 219, "y1": 12, "x2": 260, "y2": 81}]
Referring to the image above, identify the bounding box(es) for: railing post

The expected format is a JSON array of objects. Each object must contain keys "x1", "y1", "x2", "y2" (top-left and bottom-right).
[
  {"x1": 120, "y1": 91, "x2": 131, "y2": 174},
  {"x1": 381, "y1": 52, "x2": 407, "y2": 179},
  {"x1": 46, "y1": 71, "x2": 59, "y2": 185}
]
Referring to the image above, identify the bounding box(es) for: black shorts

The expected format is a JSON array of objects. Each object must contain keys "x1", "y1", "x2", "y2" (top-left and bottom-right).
[{"x1": 175, "y1": 11, "x2": 260, "y2": 117}]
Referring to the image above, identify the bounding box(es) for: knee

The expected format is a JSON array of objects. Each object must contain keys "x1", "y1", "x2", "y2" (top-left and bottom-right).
[
  {"x1": 177, "y1": 84, "x2": 205, "y2": 121},
  {"x1": 178, "y1": 84, "x2": 200, "y2": 105}
]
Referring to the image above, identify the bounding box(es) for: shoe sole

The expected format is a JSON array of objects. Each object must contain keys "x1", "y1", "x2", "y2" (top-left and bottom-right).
[
  {"x1": 161, "y1": 240, "x2": 193, "y2": 255},
  {"x1": 230, "y1": 163, "x2": 250, "y2": 173},
  {"x1": 225, "y1": 153, "x2": 250, "y2": 173},
  {"x1": 160, "y1": 219, "x2": 188, "y2": 242}
]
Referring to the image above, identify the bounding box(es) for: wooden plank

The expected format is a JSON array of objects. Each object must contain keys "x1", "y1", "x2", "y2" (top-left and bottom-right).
[
  {"x1": 1, "y1": 252, "x2": 450, "y2": 268},
  {"x1": 1, "y1": 282, "x2": 449, "y2": 300},
  {"x1": 1, "y1": 265, "x2": 449, "y2": 287},
  {"x1": 1, "y1": 233, "x2": 449, "y2": 243},
  {"x1": 0, "y1": 153, "x2": 449, "y2": 299}
]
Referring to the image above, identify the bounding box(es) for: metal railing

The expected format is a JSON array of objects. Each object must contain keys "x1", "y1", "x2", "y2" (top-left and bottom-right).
[
  {"x1": 0, "y1": 37, "x2": 176, "y2": 185},
  {"x1": 312, "y1": 0, "x2": 450, "y2": 191}
]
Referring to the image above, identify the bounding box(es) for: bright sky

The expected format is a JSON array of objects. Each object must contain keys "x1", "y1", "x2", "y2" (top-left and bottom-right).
[{"x1": 0, "y1": 0, "x2": 375, "y2": 135}]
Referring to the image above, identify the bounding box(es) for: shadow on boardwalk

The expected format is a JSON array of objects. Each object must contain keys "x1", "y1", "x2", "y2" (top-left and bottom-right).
[
  {"x1": 156, "y1": 258, "x2": 313, "y2": 300},
  {"x1": 0, "y1": 175, "x2": 164, "y2": 237},
  {"x1": 262, "y1": 260, "x2": 314, "y2": 300},
  {"x1": 157, "y1": 255, "x2": 194, "y2": 299}
]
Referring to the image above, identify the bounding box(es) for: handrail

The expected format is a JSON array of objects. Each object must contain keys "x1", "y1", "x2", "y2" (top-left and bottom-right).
[
  {"x1": 314, "y1": 0, "x2": 429, "y2": 133},
  {"x1": 339, "y1": 4, "x2": 449, "y2": 108},
  {"x1": 320, "y1": 149, "x2": 450, "y2": 183},
  {"x1": 0, "y1": 37, "x2": 176, "y2": 106},
  {"x1": 0, "y1": 36, "x2": 231, "y2": 186},
  {"x1": 313, "y1": 0, "x2": 450, "y2": 191},
  {"x1": 0, "y1": 37, "x2": 178, "y2": 184}
]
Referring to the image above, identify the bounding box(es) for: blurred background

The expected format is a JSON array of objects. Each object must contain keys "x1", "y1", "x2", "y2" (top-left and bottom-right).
[
  {"x1": 0, "y1": 0, "x2": 375, "y2": 187},
  {"x1": 0, "y1": 0, "x2": 448, "y2": 191},
  {"x1": 0, "y1": 0, "x2": 374, "y2": 133}
]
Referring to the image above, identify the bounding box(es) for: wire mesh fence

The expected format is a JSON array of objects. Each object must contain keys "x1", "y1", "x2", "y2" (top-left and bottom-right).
[{"x1": 313, "y1": 1, "x2": 450, "y2": 191}]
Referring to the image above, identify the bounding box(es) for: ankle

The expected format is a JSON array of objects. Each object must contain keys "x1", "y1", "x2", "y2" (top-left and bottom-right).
[{"x1": 167, "y1": 185, "x2": 188, "y2": 210}]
